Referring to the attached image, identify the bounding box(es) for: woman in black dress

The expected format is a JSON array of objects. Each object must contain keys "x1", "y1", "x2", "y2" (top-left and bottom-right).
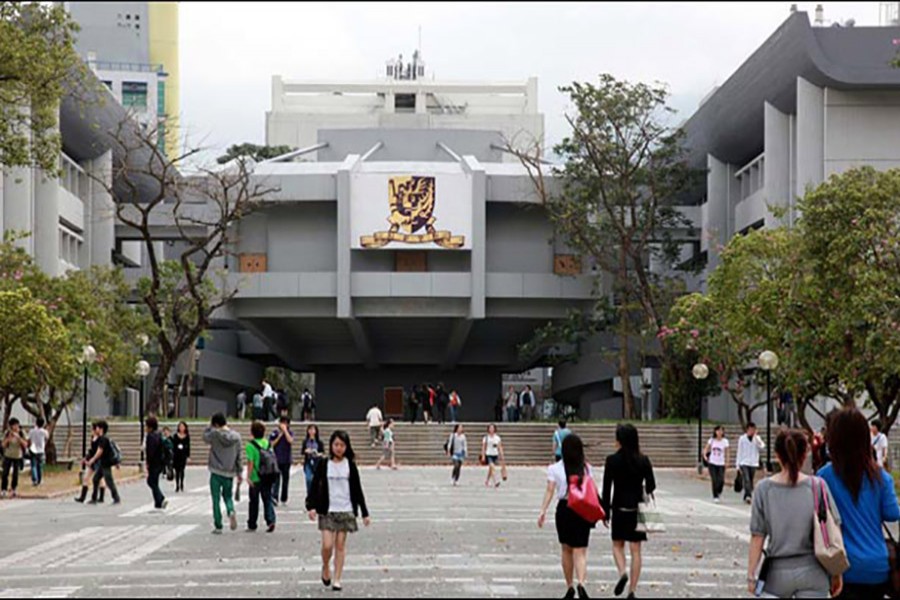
[
  {"x1": 172, "y1": 421, "x2": 190, "y2": 493},
  {"x1": 601, "y1": 424, "x2": 656, "y2": 599}
]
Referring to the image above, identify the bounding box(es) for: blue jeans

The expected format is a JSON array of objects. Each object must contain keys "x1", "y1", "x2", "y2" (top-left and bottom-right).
[
  {"x1": 248, "y1": 479, "x2": 275, "y2": 529},
  {"x1": 30, "y1": 452, "x2": 44, "y2": 485},
  {"x1": 147, "y1": 465, "x2": 166, "y2": 508},
  {"x1": 304, "y1": 461, "x2": 316, "y2": 497},
  {"x1": 449, "y1": 405, "x2": 458, "y2": 422},
  {"x1": 506, "y1": 406, "x2": 516, "y2": 423}
]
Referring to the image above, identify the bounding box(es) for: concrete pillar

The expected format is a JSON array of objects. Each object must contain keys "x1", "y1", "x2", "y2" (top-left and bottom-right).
[
  {"x1": 705, "y1": 155, "x2": 730, "y2": 273},
  {"x1": 89, "y1": 150, "x2": 114, "y2": 267},
  {"x1": 764, "y1": 102, "x2": 791, "y2": 229},
  {"x1": 415, "y1": 92, "x2": 427, "y2": 115},
  {"x1": 3, "y1": 164, "x2": 33, "y2": 254},
  {"x1": 795, "y1": 77, "x2": 825, "y2": 214},
  {"x1": 33, "y1": 166, "x2": 60, "y2": 275},
  {"x1": 463, "y1": 156, "x2": 486, "y2": 319},
  {"x1": 336, "y1": 154, "x2": 360, "y2": 318}
]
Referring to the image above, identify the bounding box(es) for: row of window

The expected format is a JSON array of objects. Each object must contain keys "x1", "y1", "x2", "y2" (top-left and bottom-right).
[{"x1": 59, "y1": 226, "x2": 83, "y2": 270}]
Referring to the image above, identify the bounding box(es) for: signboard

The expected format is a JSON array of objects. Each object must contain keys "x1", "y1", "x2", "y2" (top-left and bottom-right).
[{"x1": 351, "y1": 167, "x2": 472, "y2": 250}]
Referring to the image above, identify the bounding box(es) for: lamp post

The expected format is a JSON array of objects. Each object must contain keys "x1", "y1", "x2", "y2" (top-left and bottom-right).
[
  {"x1": 79, "y1": 345, "x2": 97, "y2": 459},
  {"x1": 759, "y1": 350, "x2": 780, "y2": 472},
  {"x1": 693, "y1": 362, "x2": 710, "y2": 474},
  {"x1": 136, "y1": 359, "x2": 151, "y2": 472}
]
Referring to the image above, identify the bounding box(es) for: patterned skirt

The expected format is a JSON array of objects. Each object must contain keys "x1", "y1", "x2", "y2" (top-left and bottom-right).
[{"x1": 318, "y1": 512, "x2": 359, "y2": 533}]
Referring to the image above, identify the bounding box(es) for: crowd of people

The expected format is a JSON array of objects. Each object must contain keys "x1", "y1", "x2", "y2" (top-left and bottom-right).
[{"x1": 235, "y1": 379, "x2": 316, "y2": 423}]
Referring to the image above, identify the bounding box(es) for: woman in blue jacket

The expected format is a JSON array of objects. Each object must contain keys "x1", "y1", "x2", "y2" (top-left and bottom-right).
[{"x1": 818, "y1": 408, "x2": 900, "y2": 600}]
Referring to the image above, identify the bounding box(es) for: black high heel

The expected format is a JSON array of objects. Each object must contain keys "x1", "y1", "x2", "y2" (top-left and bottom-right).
[{"x1": 577, "y1": 584, "x2": 590, "y2": 598}]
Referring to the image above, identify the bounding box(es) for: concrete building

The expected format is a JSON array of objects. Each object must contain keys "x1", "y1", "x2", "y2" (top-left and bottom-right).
[
  {"x1": 67, "y1": 1, "x2": 180, "y2": 158},
  {"x1": 267, "y1": 52, "x2": 543, "y2": 162}
]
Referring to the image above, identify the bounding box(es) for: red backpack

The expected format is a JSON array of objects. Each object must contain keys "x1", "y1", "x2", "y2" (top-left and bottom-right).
[{"x1": 568, "y1": 467, "x2": 605, "y2": 524}]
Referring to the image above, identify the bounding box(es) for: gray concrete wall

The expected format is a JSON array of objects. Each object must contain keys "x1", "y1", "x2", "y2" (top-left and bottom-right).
[
  {"x1": 485, "y1": 203, "x2": 554, "y2": 273},
  {"x1": 70, "y1": 3, "x2": 149, "y2": 64},
  {"x1": 824, "y1": 88, "x2": 900, "y2": 176},
  {"x1": 763, "y1": 102, "x2": 791, "y2": 229},
  {"x1": 265, "y1": 202, "x2": 337, "y2": 272}
]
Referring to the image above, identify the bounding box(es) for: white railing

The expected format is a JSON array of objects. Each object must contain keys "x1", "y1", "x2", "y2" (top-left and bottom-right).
[
  {"x1": 734, "y1": 152, "x2": 765, "y2": 202},
  {"x1": 60, "y1": 152, "x2": 89, "y2": 202}
]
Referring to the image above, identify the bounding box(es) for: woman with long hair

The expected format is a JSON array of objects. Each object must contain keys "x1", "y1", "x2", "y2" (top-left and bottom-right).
[
  {"x1": 302, "y1": 424, "x2": 324, "y2": 496},
  {"x1": 446, "y1": 424, "x2": 468, "y2": 486},
  {"x1": 172, "y1": 421, "x2": 190, "y2": 493},
  {"x1": 306, "y1": 430, "x2": 370, "y2": 593},
  {"x1": 703, "y1": 425, "x2": 729, "y2": 503},
  {"x1": 538, "y1": 433, "x2": 597, "y2": 599},
  {"x1": 481, "y1": 424, "x2": 505, "y2": 488},
  {"x1": 818, "y1": 408, "x2": 900, "y2": 600},
  {"x1": 747, "y1": 429, "x2": 843, "y2": 598},
  {"x1": 601, "y1": 424, "x2": 656, "y2": 599}
]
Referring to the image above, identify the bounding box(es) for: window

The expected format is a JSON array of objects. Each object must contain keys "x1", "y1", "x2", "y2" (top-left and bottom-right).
[
  {"x1": 121, "y1": 81, "x2": 148, "y2": 109},
  {"x1": 395, "y1": 93, "x2": 416, "y2": 112},
  {"x1": 157, "y1": 80, "x2": 166, "y2": 115}
]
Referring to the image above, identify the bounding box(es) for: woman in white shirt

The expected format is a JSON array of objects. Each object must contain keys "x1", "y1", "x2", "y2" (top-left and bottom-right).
[
  {"x1": 28, "y1": 418, "x2": 49, "y2": 487},
  {"x1": 446, "y1": 424, "x2": 468, "y2": 486},
  {"x1": 481, "y1": 424, "x2": 505, "y2": 488},
  {"x1": 735, "y1": 422, "x2": 766, "y2": 504},
  {"x1": 538, "y1": 433, "x2": 596, "y2": 599},
  {"x1": 703, "y1": 425, "x2": 730, "y2": 503}
]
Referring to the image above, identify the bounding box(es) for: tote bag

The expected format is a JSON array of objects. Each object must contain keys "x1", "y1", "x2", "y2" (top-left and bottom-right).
[
  {"x1": 567, "y1": 471, "x2": 605, "y2": 524},
  {"x1": 635, "y1": 490, "x2": 666, "y2": 534},
  {"x1": 812, "y1": 477, "x2": 850, "y2": 576}
]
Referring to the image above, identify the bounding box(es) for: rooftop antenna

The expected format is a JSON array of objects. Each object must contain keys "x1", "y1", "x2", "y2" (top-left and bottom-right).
[{"x1": 815, "y1": 4, "x2": 824, "y2": 26}]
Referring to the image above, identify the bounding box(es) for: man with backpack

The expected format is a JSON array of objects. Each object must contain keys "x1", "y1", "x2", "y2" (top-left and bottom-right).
[
  {"x1": 144, "y1": 416, "x2": 169, "y2": 510},
  {"x1": 245, "y1": 420, "x2": 277, "y2": 532},
  {"x1": 83, "y1": 420, "x2": 121, "y2": 505}
]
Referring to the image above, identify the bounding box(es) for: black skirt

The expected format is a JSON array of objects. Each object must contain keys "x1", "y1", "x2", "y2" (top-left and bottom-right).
[
  {"x1": 611, "y1": 508, "x2": 647, "y2": 543},
  {"x1": 555, "y1": 500, "x2": 593, "y2": 549}
]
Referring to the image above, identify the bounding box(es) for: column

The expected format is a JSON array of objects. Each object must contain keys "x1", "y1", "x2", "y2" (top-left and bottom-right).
[
  {"x1": 336, "y1": 154, "x2": 360, "y2": 318},
  {"x1": 89, "y1": 150, "x2": 114, "y2": 267},
  {"x1": 795, "y1": 77, "x2": 825, "y2": 217},
  {"x1": 33, "y1": 164, "x2": 60, "y2": 275},
  {"x1": 764, "y1": 102, "x2": 791, "y2": 229},
  {"x1": 463, "y1": 156, "x2": 486, "y2": 319},
  {"x1": 3, "y1": 164, "x2": 33, "y2": 254}
]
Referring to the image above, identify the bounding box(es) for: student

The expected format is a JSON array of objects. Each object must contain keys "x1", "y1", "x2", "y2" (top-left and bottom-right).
[
  {"x1": 162, "y1": 426, "x2": 175, "y2": 483},
  {"x1": 539, "y1": 434, "x2": 597, "y2": 599},
  {"x1": 553, "y1": 420, "x2": 572, "y2": 461},
  {"x1": 481, "y1": 424, "x2": 505, "y2": 488},
  {"x1": 202, "y1": 412, "x2": 242, "y2": 534},
  {"x1": 735, "y1": 422, "x2": 765, "y2": 504},
  {"x1": 428, "y1": 384, "x2": 439, "y2": 424},
  {"x1": 1, "y1": 418, "x2": 29, "y2": 498},
  {"x1": 703, "y1": 425, "x2": 729, "y2": 503},
  {"x1": 435, "y1": 383, "x2": 448, "y2": 425},
  {"x1": 417, "y1": 384, "x2": 431, "y2": 425},
  {"x1": 246, "y1": 420, "x2": 277, "y2": 532},
  {"x1": 366, "y1": 404, "x2": 383, "y2": 448},
  {"x1": 505, "y1": 387, "x2": 518, "y2": 423},
  {"x1": 269, "y1": 417, "x2": 295, "y2": 505},
  {"x1": 236, "y1": 389, "x2": 247, "y2": 421},
  {"x1": 602, "y1": 424, "x2": 656, "y2": 599},
  {"x1": 27, "y1": 418, "x2": 49, "y2": 487},
  {"x1": 83, "y1": 420, "x2": 121, "y2": 505},
  {"x1": 446, "y1": 424, "x2": 468, "y2": 486},
  {"x1": 520, "y1": 385, "x2": 536, "y2": 422},
  {"x1": 301, "y1": 388, "x2": 316, "y2": 422},
  {"x1": 748, "y1": 429, "x2": 843, "y2": 598},
  {"x1": 448, "y1": 389, "x2": 462, "y2": 424},
  {"x1": 307, "y1": 430, "x2": 371, "y2": 593},
  {"x1": 75, "y1": 428, "x2": 105, "y2": 504},
  {"x1": 252, "y1": 392, "x2": 264, "y2": 421},
  {"x1": 172, "y1": 421, "x2": 191, "y2": 493},
  {"x1": 375, "y1": 419, "x2": 397, "y2": 471},
  {"x1": 871, "y1": 419, "x2": 890, "y2": 471},
  {"x1": 819, "y1": 408, "x2": 900, "y2": 599},
  {"x1": 145, "y1": 417, "x2": 169, "y2": 510},
  {"x1": 303, "y1": 424, "x2": 325, "y2": 496}
]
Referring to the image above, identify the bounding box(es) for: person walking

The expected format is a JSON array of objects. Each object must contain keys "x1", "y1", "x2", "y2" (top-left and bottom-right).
[
  {"x1": 818, "y1": 408, "x2": 900, "y2": 599},
  {"x1": 246, "y1": 420, "x2": 277, "y2": 533},
  {"x1": 481, "y1": 424, "x2": 505, "y2": 488},
  {"x1": 435, "y1": 383, "x2": 448, "y2": 425},
  {"x1": 703, "y1": 425, "x2": 729, "y2": 503},
  {"x1": 520, "y1": 385, "x2": 536, "y2": 422},
  {"x1": 269, "y1": 417, "x2": 294, "y2": 505},
  {"x1": 202, "y1": 412, "x2": 242, "y2": 535},
  {"x1": 448, "y1": 389, "x2": 462, "y2": 424},
  {"x1": 1, "y1": 418, "x2": 28, "y2": 498},
  {"x1": 446, "y1": 424, "x2": 468, "y2": 486},
  {"x1": 236, "y1": 389, "x2": 247, "y2": 420},
  {"x1": 553, "y1": 420, "x2": 573, "y2": 462},
  {"x1": 417, "y1": 384, "x2": 431, "y2": 425},
  {"x1": 428, "y1": 384, "x2": 439, "y2": 424},
  {"x1": 301, "y1": 388, "x2": 316, "y2": 422},
  {"x1": 747, "y1": 429, "x2": 843, "y2": 598},
  {"x1": 252, "y1": 392, "x2": 264, "y2": 421},
  {"x1": 538, "y1": 433, "x2": 598, "y2": 599},
  {"x1": 409, "y1": 385, "x2": 421, "y2": 425},
  {"x1": 366, "y1": 404, "x2": 383, "y2": 448},
  {"x1": 162, "y1": 426, "x2": 175, "y2": 484},
  {"x1": 83, "y1": 420, "x2": 121, "y2": 506},
  {"x1": 27, "y1": 418, "x2": 49, "y2": 487},
  {"x1": 307, "y1": 430, "x2": 371, "y2": 593},
  {"x1": 144, "y1": 417, "x2": 169, "y2": 510},
  {"x1": 303, "y1": 424, "x2": 325, "y2": 497},
  {"x1": 871, "y1": 419, "x2": 890, "y2": 471},
  {"x1": 504, "y1": 386, "x2": 518, "y2": 423},
  {"x1": 75, "y1": 428, "x2": 105, "y2": 504},
  {"x1": 735, "y1": 422, "x2": 765, "y2": 505},
  {"x1": 601, "y1": 424, "x2": 656, "y2": 599},
  {"x1": 375, "y1": 419, "x2": 397, "y2": 470},
  {"x1": 172, "y1": 422, "x2": 191, "y2": 493}
]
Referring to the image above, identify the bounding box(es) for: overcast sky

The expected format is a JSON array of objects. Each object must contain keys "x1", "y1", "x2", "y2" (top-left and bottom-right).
[{"x1": 178, "y1": 1, "x2": 887, "y2": 163}]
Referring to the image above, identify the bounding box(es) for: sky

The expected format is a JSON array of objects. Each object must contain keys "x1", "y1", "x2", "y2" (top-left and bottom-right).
[{"x1": 177, "y1": 1, "x2": 888, "y2": 164}]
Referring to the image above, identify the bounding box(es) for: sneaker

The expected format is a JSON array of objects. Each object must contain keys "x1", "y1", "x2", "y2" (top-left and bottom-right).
[
  {"x1": 744, "y1": 497, "x2": 752, "y2": 505},
  {"x1": 229, "y1": 512, "x2": 238, "y2": 531},
  {"x1": 212, "y1": 528, "x2": 223, "y2": 535},
  {"x1": 112, "y1": 500, "x2": 121, "y2": 505},
  {"x1": 87, "y1": 499, "x2": 99, "y2": 505},
  {"x1": 714, "y1": 497, "x2": 720, "y2": 504},
  {"x1": 266, "y1": 523, "x2": 276, "y2": 533}
]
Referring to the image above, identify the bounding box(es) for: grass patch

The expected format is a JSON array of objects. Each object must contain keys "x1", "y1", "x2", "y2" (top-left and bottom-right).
[{"x1": 6, "y1": 465, "x2": 141, "y2": 499}]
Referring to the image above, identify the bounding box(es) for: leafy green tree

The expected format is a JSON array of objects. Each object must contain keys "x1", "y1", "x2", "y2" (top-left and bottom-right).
[
  {"x1": 216, "y1": 143, "x2": 294, "y2": 164},
  {"x1": 0, "y1": 2, "x2": 84, "y2": 172}
]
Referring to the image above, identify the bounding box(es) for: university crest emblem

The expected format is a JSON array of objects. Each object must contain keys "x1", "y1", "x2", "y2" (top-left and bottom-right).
[{"x1": 359, "y1": 176, "x2": 465, "y2": 248}]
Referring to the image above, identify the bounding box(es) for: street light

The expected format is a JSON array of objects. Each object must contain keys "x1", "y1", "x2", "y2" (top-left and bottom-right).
[
  {"x1": 759, "y1": 350, "x2": 780, "y2": 472},
  {"x1": 136, "y1": 359, "x2": 151, "y2": 472},
  {"x1": 79, "y1": 345, "x2": 97, "y2": 459},
  {"x1": 692, "y1": 363, "x2": 710, "y2": 474}
]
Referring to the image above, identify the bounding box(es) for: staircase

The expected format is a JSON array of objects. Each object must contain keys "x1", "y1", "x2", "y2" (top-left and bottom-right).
[{"x1": 54, "y1": 422, "x2": 750, "y2": 468}]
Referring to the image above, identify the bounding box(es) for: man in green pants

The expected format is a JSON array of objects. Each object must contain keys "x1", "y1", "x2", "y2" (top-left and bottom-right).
[{"x1": 202, "y1": 412, "x2": 243, "y2": 534}]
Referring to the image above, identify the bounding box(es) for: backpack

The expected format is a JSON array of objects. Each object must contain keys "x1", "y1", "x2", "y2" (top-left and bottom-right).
[
  {"x1": 251, "y1": 440, "x2": 279, "y2": 479},
  {"x1": 108, "y1": 439, "x2": 122, "y2": 467}
]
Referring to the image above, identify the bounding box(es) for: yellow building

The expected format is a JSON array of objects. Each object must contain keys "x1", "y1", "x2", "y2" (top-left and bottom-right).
[{"x1": 148, "y1": 2, "x2": 179, "y2": 159}]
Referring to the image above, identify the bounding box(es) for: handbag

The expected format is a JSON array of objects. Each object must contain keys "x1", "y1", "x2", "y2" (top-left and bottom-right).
[
  {"x1": 567, "y1": 470, "x2": 605, "y2": 524},
  {"x1": 734, "y1": 471, "x2": 743, "y2": 494},
  {"x1": 884, "y1": 524, "x2": 900, "y2": 599},
  {"x1": 501, "y1": 462, "x2": 508, "y2": 481},
  {"x1": 635, "y1": 491, "x2": 666, "y2": 534},
  {"x1": 812, "y1": 476, "x2": 850, "y2": 576}
]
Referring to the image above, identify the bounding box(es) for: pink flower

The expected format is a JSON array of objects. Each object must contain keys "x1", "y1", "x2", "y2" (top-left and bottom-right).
[{"x1": 690, "y1": 329, "x2": 700, "y2": 339}]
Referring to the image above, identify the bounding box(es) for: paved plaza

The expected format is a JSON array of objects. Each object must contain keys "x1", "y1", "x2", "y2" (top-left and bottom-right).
[{"x1": 0, "y1": 466, "x2": 752, "y2": 598}]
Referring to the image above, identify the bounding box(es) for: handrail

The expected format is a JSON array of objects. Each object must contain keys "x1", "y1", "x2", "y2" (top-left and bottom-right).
[{"x1": 734, "y1": 151, "x2": 765, "y2": 179}]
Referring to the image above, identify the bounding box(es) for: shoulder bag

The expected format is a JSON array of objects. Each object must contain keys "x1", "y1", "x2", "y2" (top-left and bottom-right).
[
  {"x1": 635, "y1": 489, "x2": 666, "y2": 534},
  {"x1": 812, "y1": 476, "x2": 850, "y2": 576},
  {"x1": 884, "y1": 524, "x2": 900, "y2": 599},
  {"x1": 567, "y1": 467, "x2": 605, "y2": 524}
]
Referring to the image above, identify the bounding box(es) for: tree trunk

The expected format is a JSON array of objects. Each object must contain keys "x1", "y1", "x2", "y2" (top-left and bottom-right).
[
  {"x1": 619, "y1": 338, "x2": 635, "y2": 420},
  {"x1": 149, "y1": 357, "x2": 173, "y2": 417}
]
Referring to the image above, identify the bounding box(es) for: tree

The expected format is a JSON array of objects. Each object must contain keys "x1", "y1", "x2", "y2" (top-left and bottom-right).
[
  {"x1": 0, "y1": 2, "x2": 84, "y2": 172},
  {"x1": 510, "y1": 75, "x2": 703, "y2": 418},
  {"x1": 92, "y1": 120, "x2": 278, "y2": 415},
  {"x1": 216, "y1": 143, "x2": 294, "y2": 165}
]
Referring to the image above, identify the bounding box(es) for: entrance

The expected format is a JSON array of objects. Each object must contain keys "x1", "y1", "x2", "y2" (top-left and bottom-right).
[{"x1": 384, "y1": 387, "x2": 405, "y2": 418}]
